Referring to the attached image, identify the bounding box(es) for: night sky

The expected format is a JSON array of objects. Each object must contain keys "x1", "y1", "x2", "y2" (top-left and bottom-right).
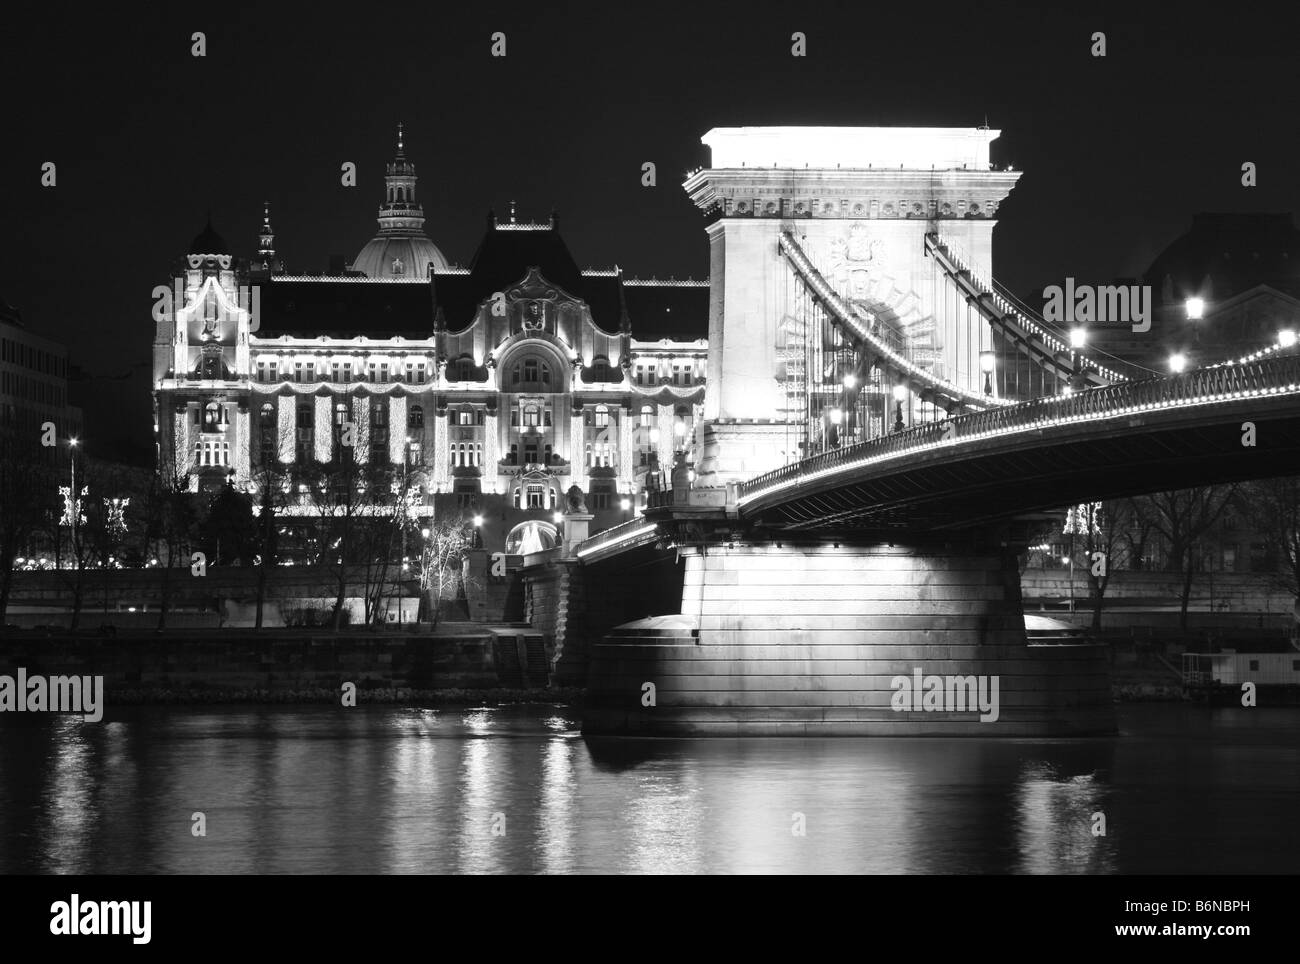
[{"x1": 3, "y1": 3, "x2": 1298, "y2": 460}]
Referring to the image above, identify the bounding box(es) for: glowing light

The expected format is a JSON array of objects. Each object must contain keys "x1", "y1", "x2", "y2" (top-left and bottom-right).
[
  {"x1": 552, "y1": 512, "x2": 564, "y2": 524},
  {"x1": 1279, "y1": 329, "x2": 1297, "y2": 348},
  {"x1": 829, "y1": 407, "x2": 843, "y2": 425},
  {"x1": 674, "y1": 421, "x2": 687, "y2": 437},
  {"x1": 979, "y1": 350, "x2": 996, "y2": 374},
  {"x1": 69, "y1": 438, "x2": 78, "y2": 447},
  {"x1": 842, "y1": 374, "x2": 857, "y2": 389},
  {"x1": 472, "y1": 515, "x2": 483, "y2": 527},
  {"x1": 1185, "y1": 297, "x2": 1205, "y2": 320},
  {"x1": 892, "y1": 384, "x2": 907, "y2": 402},
  {"x1": 619, "y1": 498, "x2": 631, "y2": 511},
  {"x1": 421, "y1": 527, "x2": 431, "y2": 538},
  {"x1": 1068, "y1": 328, "x2": 1087, "y2": 349}
]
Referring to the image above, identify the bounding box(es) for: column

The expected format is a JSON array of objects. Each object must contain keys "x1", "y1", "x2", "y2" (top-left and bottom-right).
[
  {"x1": 657, "y1": 404, "x2": 675, "y2": 470},
  {"x1": 569, "y1": 407, "x2": 587, "y2": 493},
  {"x1": 617, "y1": 408, "x2": 633, "y2": 487},
  {"x1": 234, "y1": 406, "x2": 250, "y2": 480},
  {"x1": 352, "y1": 396, "x2": 370, "y2": 462},
  {"x1": 173, "y1": 410, "x2": 192, "y2": 475},
  {"x1": 483, "y1": 412, "x2": 499, "y2": 493},
  {"x1": 314, "y1": 395, "x2": 332, "y2": 463},
  {"x1": 388, "y1": 395, "x2": 407, "y2": 465},
  {"x1": 432, "y1": 410, "x2": 449, "y2": 490},
  {"x1": 277, "y1": 395, "x2": 294, "y2": 463}
]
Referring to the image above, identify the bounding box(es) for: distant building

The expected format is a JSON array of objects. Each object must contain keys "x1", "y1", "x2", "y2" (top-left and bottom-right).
[
  {"x1": 0, "y1": 294, "x2": 83, "y2": 451},
  {"x1": 1091, "y1": 212, "x2": 1300, "y2": 370},
  {"x1": 151, "y1": 129, "x2": 707, "y2": 552}
]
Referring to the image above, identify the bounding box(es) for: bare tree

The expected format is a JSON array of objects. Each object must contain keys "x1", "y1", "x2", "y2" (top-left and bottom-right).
[
  {"x1": 1076, "y1": 500, "x2": 1137, "y2": 631},
  {"x1": 419, "y1": 515, "x2": 475, "y2": 629},
  {"x1": 246, "y1": 433, "x2": 293, "y2": 629},
  {"x1": 0, "y1": 430, "x2": 58, "y2": 628},
  {"x1": 1133, "y1": 485, "x2": 1238, "y2": 635},
  {"x1": 1237, "y1": 476, "x2": 1300, "y2": 603}
]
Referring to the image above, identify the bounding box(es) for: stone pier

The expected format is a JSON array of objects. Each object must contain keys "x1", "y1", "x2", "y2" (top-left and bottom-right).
[{"x1": 582, "y1": 536, "x2": 1115, "y2": 736}]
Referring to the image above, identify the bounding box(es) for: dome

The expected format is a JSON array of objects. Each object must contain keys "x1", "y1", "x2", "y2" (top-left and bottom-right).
[
  {"x1": 1143, "y1": 212, "x2": 1300, "y2": 307},
  {"x1": 351, "y1": 235, "x2": 449, "y2": 279},
  {"x1": 189, "y1": 218, "x2": 230, "y2": 256}
]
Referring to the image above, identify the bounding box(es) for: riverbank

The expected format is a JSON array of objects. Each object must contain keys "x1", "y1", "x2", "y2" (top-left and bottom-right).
[{"x1": 98, "y1": 685, "x2": 585, "y2": 706}]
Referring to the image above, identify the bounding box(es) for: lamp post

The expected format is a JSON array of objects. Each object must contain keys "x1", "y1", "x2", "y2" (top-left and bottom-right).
[
  {"x1": 892, "y1": 383, "x2": 906, "y2": 433},
  {"x1": 1068, "y1": 327, "x2": 1087, "y2": 392},
  {"x1": 1185, "y1": 297, "x2": 1204, "y2": 347},
  {"x1": 842, "y1": 373, "x2": 856, "y2": 442},
  {"x1": 979, "y1": 350, "x2": 996, "y2": 397},
  {"x1": 472, "y1": 513, "x2": 483, "y2": 549},
  {"x1": 619, "y1": 497, "x2": 631, "y2": 523}
]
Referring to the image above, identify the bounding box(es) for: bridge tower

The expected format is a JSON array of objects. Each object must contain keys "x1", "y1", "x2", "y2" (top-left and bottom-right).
[{"x1": 683, "y1": 127, "x2": 1021, "y2": 488}]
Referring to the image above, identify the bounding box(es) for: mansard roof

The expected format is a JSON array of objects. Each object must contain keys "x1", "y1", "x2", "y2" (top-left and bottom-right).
[
  {"x1": 623, "y1": 281, "x2": 709, "y2": 341},
  {"x1": 433, "y1": 217, "x2": 625, "y2": 331},
  {"x1": 255, "y1": 278, "x2": 434, "y2": 339}
]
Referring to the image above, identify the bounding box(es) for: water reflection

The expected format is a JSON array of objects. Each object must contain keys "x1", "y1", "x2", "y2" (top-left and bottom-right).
[{"x1": 0, "y1": 705, "x2": 1295, "y2": 874}]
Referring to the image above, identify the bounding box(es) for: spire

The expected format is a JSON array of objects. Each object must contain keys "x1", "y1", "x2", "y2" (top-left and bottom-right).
[
  {"x1": 377, "y1": 126, "x2": 424, "y2": 237},
  {"x1": 258, "y1": 201, "x2": 276, "y2": 265}
]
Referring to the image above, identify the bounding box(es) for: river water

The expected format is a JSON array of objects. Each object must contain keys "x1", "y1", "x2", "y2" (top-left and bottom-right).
[{"x1": 0, "y1": 703, "x2": 1295, "y2": 874}]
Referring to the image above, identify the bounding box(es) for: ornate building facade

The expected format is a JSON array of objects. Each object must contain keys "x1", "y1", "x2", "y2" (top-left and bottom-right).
[{"x1": 152, "y1": 132, "x2": 707, "y2": 552}]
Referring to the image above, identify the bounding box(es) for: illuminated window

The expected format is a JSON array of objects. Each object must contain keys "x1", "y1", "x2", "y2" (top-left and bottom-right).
[
  {"x1": 594, "y1": 405, "x2": 610, "y2": 427},
  {"x1": 523, "y1": 405, "x2": 540, "y2": 427}
]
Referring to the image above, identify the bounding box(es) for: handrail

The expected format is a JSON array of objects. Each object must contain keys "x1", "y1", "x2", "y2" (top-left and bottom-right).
[
  {"x1": 739, "y1": 350, "x2": 1300, "y2": 504},
  {"x1": 573, "y1": 517, "x2": 658, "y2": 557}
]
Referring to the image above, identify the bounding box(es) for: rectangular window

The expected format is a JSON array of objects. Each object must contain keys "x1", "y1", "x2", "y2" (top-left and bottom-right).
[
  {"x1": 459, "y1": 411, "x2": 472, "y2": 426},
  {"x1": 527, "y1": 485, "x2": 544, "y2": 508}
]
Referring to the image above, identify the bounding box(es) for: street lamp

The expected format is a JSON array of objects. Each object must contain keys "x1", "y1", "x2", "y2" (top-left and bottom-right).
[
  {"x1": 892, "y1": 383, "x2": 907, "y2": 432},
  {"x1": 1279, "y1": 328, "x2": 1297, "y2": 349},
  {"x1": 1168, "y1": 352, "x2": 1187, "y2": 373},
  {"x1": 1068, "y1": 327, "x2": 1087, "y2": 391},
  {"x1": 979, "y1": 350, "x2": 996, "y2": 396},
  {"x1": 1185, "y1": 298, "x2": 1204, "y2": 347}
]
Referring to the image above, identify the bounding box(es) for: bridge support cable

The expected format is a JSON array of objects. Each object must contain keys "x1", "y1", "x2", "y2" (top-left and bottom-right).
[
  {"x1": 924, "y1": 231, "x2": 1149, "y2": 387},
  {"x1": 779, "y1": 230, "x2": 1003, "y2": 461}
]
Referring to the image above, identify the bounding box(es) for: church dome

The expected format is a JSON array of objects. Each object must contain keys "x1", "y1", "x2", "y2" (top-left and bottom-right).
[
  {"x1": 189, "y1": 218, "x2": 230, "y2": 256},
  {"x1": 351, "y1": 235, "x2": 449, "y2": 279},
  {"x1": 349, "y1": 125, "x2": 449, "y2": 279}
]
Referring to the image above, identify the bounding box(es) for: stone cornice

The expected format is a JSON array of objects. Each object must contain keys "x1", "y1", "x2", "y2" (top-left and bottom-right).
[{"x1": 683, "y1": 168, "x2": 1021, "y2": 220}]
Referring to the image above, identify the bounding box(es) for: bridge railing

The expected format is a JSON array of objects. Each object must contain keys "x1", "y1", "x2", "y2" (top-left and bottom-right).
[{"x1": 739, "y1": 350, "x2": 1300, "y2": 502}]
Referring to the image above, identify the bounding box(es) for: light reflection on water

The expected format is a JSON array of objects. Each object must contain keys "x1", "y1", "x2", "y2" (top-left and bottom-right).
[{"x1": 0, "y1": 704, "x2": 1296, "y2": 874}]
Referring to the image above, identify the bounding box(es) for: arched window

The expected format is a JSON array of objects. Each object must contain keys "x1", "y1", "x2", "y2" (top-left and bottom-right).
[
  {"x1": 408, "y1": 405, "x2": 424, "y2": 429},
  {"x1": 639, "y1": 404, "x2": 653, "y2": 428},
  {"x1": 523, "y1": 405, "x2": 540, "y2": 427},
  {"x1": 204, "y1": 402, "x2": 221, "y2": 428},
  {"x1": 594, "y1": 405, "x2": 610, "y2": 428},
  {"x1": 259, "y1": 403, "x2": 274, "y2": 425}
]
